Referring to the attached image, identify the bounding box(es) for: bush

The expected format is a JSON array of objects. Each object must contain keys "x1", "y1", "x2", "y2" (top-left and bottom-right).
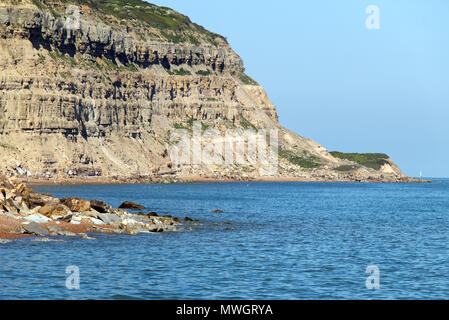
[
  {"x1": 239, "y1": 72, "x2": 258, "y2": 85},
  {"x1": 174, "y1": 123, "x2": 188, "y2": 130},
  {"x1": 335, "y1": 165, "x2": 357, "y2": 172},
  {"x1": 32, "y1": 0, "x2": 44, "y2": 10},
  {"x1": 188, "y1": 35, "x2": 200, "y2": 46},
  {"x1": 196, "y1": 69, "x2": 212, "y2": 76},
  {"x1": 186, "y1": 118, "x2": 208, "y2": 130},
  {"x1": 167, "y1": 68, "x2": 191, "y2": 76},
  {"x1": 330, "y1": 152, "x2": 389, "y2": 170},
  {"x1": 279, "y1": 149, "x2": 321, "y2": 169}
]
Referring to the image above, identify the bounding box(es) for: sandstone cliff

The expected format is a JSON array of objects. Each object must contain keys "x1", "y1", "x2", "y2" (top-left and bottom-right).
[{"x1": 0, "y1": 0, "x2": 410, "y2": 182}]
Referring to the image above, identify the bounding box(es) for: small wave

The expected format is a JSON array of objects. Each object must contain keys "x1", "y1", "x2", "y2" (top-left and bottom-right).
[{"x1": 109, "y1": 294, "x2": 141, "y2": 300}]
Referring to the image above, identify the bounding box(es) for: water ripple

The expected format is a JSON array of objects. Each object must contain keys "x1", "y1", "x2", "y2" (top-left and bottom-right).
[{"x1": 1, "y1": 181, "x2": 449, "y2": 299}]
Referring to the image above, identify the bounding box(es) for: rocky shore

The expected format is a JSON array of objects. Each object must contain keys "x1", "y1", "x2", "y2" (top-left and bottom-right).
[
  {"x1": 0, "y1": 174, "x2": 190, "y2": 240},
  {"x1": 14, "y1": 173, "x2": 421, "y2": 186}
]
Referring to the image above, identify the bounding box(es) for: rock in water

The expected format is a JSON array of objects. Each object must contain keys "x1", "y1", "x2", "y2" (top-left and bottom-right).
[
  {"x1": 90, "y1": 200, "x2": 111, "y2": 213},
  {"x1": 79, "y1": 233, "x2": 96, "y2": 240},
  {"x1": 119, "y1": 201, "x2": 145, "y2": 210},
  {"x1": 213, "y1": 210, "x2": 224, "y2": 214},
  {"x1": 48, "y1": 225, "x2": 63, "y2": 235}
]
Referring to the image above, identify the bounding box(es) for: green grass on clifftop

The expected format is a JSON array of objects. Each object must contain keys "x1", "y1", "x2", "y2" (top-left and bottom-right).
[
  {"x1": 330, "y1": 152, "x2": 390, "y2": 170},
  {"x1": 34, "y1": 0, "x2": 226, "y2": 45}
]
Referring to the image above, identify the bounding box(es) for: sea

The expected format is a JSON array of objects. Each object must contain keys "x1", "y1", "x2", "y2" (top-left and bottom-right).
[{"x1": 1, "y1": 180, "x2": 449, "y2": 300}]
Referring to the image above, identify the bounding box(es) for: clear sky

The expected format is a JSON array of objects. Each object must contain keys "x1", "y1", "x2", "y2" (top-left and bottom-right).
[{"x1": 149, "y1": 0, "x2": 449, "y2": 178}]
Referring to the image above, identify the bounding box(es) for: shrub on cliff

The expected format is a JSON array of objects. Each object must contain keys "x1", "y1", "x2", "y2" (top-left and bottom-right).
[{"x1": 330, "y1": 152, "x2": 390, "y2": 170}]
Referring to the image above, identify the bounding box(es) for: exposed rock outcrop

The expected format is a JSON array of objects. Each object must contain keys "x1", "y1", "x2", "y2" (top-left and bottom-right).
[
  {"x1": 0, "y1": 173, "x2": 183, "y2": 239},
  {"x1": 0, "y1": 0, "x2": 411, "y2": 182}
]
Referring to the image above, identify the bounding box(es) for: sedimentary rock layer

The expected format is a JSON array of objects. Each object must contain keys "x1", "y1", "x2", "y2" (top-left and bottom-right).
[{"x1": 0, "y1": 0, "x2": 409, "y2": 182}]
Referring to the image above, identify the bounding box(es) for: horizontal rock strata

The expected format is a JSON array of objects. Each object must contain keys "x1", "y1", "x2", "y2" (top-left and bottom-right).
[{"x1": 0, "y1": 0, "x2": 410, "y2": 183}]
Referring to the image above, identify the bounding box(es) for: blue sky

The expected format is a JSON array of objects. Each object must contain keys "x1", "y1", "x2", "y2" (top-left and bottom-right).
[{"x1": 149, "y1": 0, "x2": 449, "y2": 177}]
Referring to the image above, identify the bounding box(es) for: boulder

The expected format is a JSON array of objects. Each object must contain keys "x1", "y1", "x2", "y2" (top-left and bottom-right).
[
  {"x1": 48, "y1": 225, "x2": 63, "y2": 235},
  {"x1": 21, "y1": 222, "x2": 49, "y2": 236},
  {"x1": 39, "y1": 204, "x2": 69, "y2": 218},
  {"x1": 13, "y1": 183, "x2": 26, "y2": 195},
  {"x1": 148, "y1": 225, "x2": 164, "y2": 233},
  {"x1": 22, "y1": 190, "x2": 58, "y2": 209},
  {"x1": 119, "y1": 201, "x2": 145, "y2": 210},
  {"x1": 70, "y1": 216, "x2": 82, "y2": 225},
  {"x1": 212, "y1": 209, "x2": 224, "y2": 213},
  {"x1": 79, "y1": 233, "x2": 96, "y2": 240},
  {"x1": 132, "y1": 215, "x2": 151, "y2": 224},
  {"x1": 58, "y1": 214, "x2": 73, "y2": 222},
  {"x1": 98, "y1": 213, "x2": 121, "y2": 225},
  {"x1": 0, "y1": 210, "x2": 20, "y2": 219},
  {"x1": 60, "y1": 231, "x2": 77, "y2": 237},
  {"x1": 24, "y1": 213, "x2": 52, "y2": 224},
  {"x1": 13, "y1": 199, "x2": 31, "y2": 215},
  {"x1": 61, "y1": 197, "x2": 91, "y2": 212},
  {"x1": 153, "y1": 217, "x2": 174, "y2": 225},
  {"x1": 3, "y1": 199, "x2": 19, "y2": 215},
  {"x1": 90, "y1": 225, "x2": 123, "y2": 234},
  {"x1": 90, "y1": 200, "x2": 111, "y2": 213},
  {"x1": 0, "y1": 177, "x2": 14, "y2": 190},
  {"x1": 88, "y1": 217, "x2": 105, "y2": 225},
  {"x1": 120, "y1": 223, "x2": 140, "y2": 235}
]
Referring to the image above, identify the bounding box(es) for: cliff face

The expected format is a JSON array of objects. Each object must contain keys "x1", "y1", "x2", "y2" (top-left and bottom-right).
[{"x1": 0, "y1": 0, "x2": 408, "y2": 182}]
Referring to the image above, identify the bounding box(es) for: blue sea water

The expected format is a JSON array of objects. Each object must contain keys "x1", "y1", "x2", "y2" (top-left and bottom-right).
[{"x1": 1, "y1": 180, "x2": 449, "y2": 300}]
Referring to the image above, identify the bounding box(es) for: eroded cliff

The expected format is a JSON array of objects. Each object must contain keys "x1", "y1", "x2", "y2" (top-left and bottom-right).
[{"x1": 0, "y1": 0, "x2": 410, "y2": 182}]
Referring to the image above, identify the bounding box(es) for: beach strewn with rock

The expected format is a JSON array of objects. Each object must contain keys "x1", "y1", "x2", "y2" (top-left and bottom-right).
[
  {"x1": 0, "y1": 0, "x2": 412, "y2": 183},
  {"x1": 0, "y1": 173, "x2": 183, "y2": 240}
]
